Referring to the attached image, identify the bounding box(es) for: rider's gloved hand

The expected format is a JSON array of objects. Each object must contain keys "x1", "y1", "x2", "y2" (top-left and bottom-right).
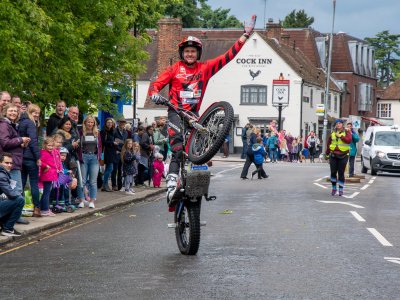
[
  {"x1": 151, "y1": 94, "x2": 164, "y2": 105},
  {"x1": 244, "y1": 15, "x2": 257, "y2": 37}
]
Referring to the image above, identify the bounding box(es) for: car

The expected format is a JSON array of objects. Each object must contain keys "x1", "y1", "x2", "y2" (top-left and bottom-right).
[{"x1": 361, "y1": 125, "x2": 400, "y2": 175}]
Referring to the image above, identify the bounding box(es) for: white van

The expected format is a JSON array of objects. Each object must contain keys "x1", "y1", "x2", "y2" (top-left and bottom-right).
[{"x1": 361, "y1": 125, "x2": 400, "y2": 175}]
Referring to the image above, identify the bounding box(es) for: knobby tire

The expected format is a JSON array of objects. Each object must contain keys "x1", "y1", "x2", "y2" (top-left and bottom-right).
[
  {"x1": 188, "y1": 101, "x2": 234, "y2": 165},
  {"x1": 175, "y1": 201, "x2": 201, "y2": 255}
]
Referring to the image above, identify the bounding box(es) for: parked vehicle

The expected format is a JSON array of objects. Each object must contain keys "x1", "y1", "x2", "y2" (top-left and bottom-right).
[{"x1": 361, "y1": 125, "x2": 400, "y2": 175}]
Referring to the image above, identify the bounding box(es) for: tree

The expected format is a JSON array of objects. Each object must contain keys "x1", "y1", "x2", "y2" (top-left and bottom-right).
[
  {"x1": 165, "y1": 0, "x2": 242, "y2": 28},
  {"x1": 365, "y1": 31, "x2": 400, "y2": 87},
  {"x1": 0, "y1": 0, "x2": 177, "y2": 112},
  {"x1": 165, "y1": 0, "x2": 200, "y2": 28},
  {"x1": 198, "y1": 2, "x2": 242, "y2": 29},
  {"x1": 282, "y1": 9, "x2": 314, "y2": 28}
]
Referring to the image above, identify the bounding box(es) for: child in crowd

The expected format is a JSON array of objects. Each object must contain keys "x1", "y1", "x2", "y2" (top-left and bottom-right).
[
  {"x1": 292, "y1": 139, "x2": 299, "y2": 162},
  {"x1": 58, "y1": 147, "x2": 77, "y2": 208},
  {"x1": 152, "y1": 153, "x2": 164, "y2": 188},
  {"x1": 121, "y1": 139, "x2": 137, "y2": 195},
  {"x1": 39, "y1": 137, "x2": 62, "y2": 216},
  {"x1": 279, "y1": 138, "x2": 288, "y2": 162},
  {"x1": 251, "y1": 137, "x2": 267, "y2": 179},
  {"x1": 133, "y1": 142, "x2": 141, "y2": 186}
]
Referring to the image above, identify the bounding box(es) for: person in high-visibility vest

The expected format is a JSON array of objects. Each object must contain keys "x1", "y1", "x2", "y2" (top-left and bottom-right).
[{"x1": 325, "y1": 119, "x2": 352, "y2": 196}]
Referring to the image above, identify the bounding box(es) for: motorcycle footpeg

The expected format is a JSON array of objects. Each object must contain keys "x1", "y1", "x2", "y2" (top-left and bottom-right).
[{"x1": 206, "y1": 195, "x2": 217, "y2": 201}]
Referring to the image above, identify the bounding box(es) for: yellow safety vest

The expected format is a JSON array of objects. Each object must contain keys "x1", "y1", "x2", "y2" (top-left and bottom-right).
[{"x1": 329, "y1": 131, "x2": 350, "y2": 152}]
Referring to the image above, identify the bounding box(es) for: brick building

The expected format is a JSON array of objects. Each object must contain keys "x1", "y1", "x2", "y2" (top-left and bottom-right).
[{"x1": 265, "y1": 21, "x2": 378, "y2": 129}]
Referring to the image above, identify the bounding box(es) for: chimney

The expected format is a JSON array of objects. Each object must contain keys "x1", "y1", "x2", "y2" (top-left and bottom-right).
[
  {"x1": 157, "y1": 18, "x2": 182, "y2": 76},
  {"x1": 266, "y1": 18, "x2": 282, "y2": 42},
  {"x1": 281, "y1": 33, "x2": 290, "y2": 46}
]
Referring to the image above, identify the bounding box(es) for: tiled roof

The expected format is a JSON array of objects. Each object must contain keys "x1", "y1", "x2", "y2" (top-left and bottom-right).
[
  {"x1": 279, "y1": 28, "x2": 324, "y2": 68},
  {"x1": 259, "y1": 33, "x2": 339, "y2": 91},
  {"x1": 379, "y1": 79, "x2": 400, "y2": 100},
  {"x1": 281, "y1": 28, "x2": 370, "y2": 73}
]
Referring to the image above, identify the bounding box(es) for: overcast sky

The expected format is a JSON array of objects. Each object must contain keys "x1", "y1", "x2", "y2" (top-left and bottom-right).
[{"x1": 207, "y1": 0, "x2": 398, "y2": 39}]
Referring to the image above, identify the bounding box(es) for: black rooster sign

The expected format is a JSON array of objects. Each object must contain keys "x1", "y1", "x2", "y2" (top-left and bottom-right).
[{"x1": 249, "y1": 69, "x2": 261, "y2": 80}]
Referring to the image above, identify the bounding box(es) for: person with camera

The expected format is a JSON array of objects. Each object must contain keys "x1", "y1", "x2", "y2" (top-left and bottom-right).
[{"x1": 325, "y1": 119, "x2": 352, "y2": 196}]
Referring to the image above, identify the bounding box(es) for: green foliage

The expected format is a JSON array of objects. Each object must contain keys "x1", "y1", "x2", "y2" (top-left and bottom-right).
[
  {"x1": 198, "y1": 1, "x2": 242, "y2": 29},
  {"x1": 282, "y1": 9, "x2": 314, "y2": 28},
  {"x1": 165, "y1": 0, "x2": 242, "y2": 28},
  {"x1": 365, "y1": 31, "x2": 400, "y2": 87},
  {"x1": 0, "y1": 0, "x2": 173, "y2": 112}
]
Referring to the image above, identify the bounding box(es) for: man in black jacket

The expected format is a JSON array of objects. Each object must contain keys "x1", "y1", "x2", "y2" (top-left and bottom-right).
[
  {"x1": 112, "y1": 116, "x2": 128, "y2": 191},
  {"x1": 46, "y1": 100, "x2": 66, "y2": 136},
  {"x1": 0, "y1": 153, "x2": 25, "y2": 237}
]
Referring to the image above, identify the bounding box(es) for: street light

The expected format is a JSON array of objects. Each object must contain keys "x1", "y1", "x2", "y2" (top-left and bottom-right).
[{"x1": 322, "y1": 0, "x2": 336, "y2": 155}]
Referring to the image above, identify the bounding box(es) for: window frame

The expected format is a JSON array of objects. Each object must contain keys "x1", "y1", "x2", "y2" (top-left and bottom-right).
[{"x1": 240, "y1": 85, "x2": 268, "y2": 105}]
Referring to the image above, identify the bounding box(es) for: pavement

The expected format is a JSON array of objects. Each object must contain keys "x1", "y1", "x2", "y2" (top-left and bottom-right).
[{"x1": 0, "y1": 183, "x2": 166, "y2": 246}]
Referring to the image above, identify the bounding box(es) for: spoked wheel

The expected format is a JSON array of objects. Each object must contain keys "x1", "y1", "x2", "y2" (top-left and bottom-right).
[
  {"x1": 174, "y1": 200, "x2": 201, "y2": 255},
  {"x1": 187, "y1": 101, "x2": 234, "y2": 165}
]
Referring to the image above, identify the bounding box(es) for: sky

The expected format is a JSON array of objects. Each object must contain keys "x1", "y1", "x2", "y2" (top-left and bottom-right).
[{"x1": 206, "y1": 0, "x2": 399, "y2": 39}]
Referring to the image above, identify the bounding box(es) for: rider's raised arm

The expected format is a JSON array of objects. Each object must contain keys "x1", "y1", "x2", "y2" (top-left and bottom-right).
[
  {"x1": 204, "y1": 15, "x2": 256, "y2": 77},
  {"x1": 148, "y1": 65, "x2": 175, "y2": 97},
  {"x1": 203, "y1": 38, "x2": 246, "y2": 77}
]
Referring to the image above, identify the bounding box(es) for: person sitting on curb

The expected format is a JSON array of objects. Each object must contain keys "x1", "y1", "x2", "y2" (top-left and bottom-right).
[{"x1": 0, "y1": 152, "x2": 25, "y2": 237}]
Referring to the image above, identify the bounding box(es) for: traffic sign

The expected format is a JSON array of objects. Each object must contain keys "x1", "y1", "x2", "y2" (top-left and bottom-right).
[{"x1": 316, "y1": 104, "x2": 325, "y2": 116}]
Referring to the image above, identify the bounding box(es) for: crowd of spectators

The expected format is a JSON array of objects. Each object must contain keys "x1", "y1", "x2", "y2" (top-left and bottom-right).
[
  {"x1": 0, "y1": 91, "x2": 168, "y2": 237},
  {"x1": 240, "y1": 120, "x2": 323, "y2": 179}
]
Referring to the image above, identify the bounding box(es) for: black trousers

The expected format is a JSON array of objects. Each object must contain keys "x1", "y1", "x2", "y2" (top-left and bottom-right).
[
  {"x1": 349, "y1": 155, "x2": 355, "y2": 177},
  {"x1": 167, "y1": 110, "x2": 185, "y2": 175},
  {"x1": 329, "y1": 155, "x2": 349, "y2": 188},
  {"x1": 111, "y1": 158, "x2": 123, "y2": 189},
  {"x1": 241, "y1": 153, "x2": 267, "y2": 178}
]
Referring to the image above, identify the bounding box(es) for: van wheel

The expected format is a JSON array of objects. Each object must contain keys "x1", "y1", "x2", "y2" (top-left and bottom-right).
[
  {"x1": 361, "y1": 157, "x2": 368, "y2": 174},
  {"x1": 370, "y1": 159, "x2": 377, "y2": 175}
]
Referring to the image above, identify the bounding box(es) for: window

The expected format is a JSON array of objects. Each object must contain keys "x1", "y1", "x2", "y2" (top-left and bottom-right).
[
  {"x1": 327, "y1": 94, "x2": 332, "y2": 110},
  {"x1": 303, "y1": 96, "x2": 310, "y2": 103},
  {"x1": 359, "y1": 83, "x2": 373, "y2": 111},
  {"x1": 241, "y1": 85, "x2": 267, "y2": 105},
  {"x1": 310, "y1": 89, "x2": 314, "y2": 108},
  {"x1": 321, "y1": 92, "x2": 324, "y2": 104},
  {"x1": 375, "y1": 132, "x2": 400, "y2": 146},
  {"x1": 377, "y1": 103, "x2": 392, "y2": 118},
  {"x1": 334, "y1": 95, "x2": 338, "y2": 112}
]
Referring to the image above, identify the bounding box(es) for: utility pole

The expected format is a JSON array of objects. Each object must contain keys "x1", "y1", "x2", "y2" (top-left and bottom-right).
[
  {"x1": 133, "y1": 24, "x2": 137, "y2": 121},
  {"x1": 322, "y1": 0, "x2": 336, "y2": 154}
]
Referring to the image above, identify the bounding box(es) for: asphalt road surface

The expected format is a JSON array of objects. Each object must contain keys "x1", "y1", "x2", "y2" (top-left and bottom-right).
[{"x1": 1, "y1": 161, "x2": 400, "y2": 299}]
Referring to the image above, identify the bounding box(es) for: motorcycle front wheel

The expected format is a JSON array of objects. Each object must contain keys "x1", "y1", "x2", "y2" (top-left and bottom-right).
[{"x1": 187, "y1": 101, "x2": 234, "y2": 165}]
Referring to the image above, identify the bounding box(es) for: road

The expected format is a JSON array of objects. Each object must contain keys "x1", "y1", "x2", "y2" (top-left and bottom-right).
[{"x1": 1, "y1": 161, "x2": 400, "y2": 299}]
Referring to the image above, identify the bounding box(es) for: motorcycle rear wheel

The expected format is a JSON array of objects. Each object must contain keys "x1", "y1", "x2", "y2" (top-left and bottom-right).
[{"x1": 174, "y1": 200, "x2": 201, "y2": 255}]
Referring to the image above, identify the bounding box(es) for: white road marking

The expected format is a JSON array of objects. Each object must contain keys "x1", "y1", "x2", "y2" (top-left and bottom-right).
[
  {"x1": 368, "y1": 179, "x2": 374, "y2": 184},
  {"x1": 350, "y1": 211, "x2": 366, "y2": 222},
  {"x1": 313, "y1": 183, "x2": 328, "y2": 189},
  {"x1": 315, "y1": 176, "x2": 329, "y2": 182},
  {"x1": 372, "y1": 176, "x2": 376, "y2": 180},
  {"x1": 360, "y1": 184, "x2": 369, "y2": 190},
  {"x1": 316, "y1": 200, "x2": 364, "y2": 208},
  {"x1": 342, "y1": 192, "x2": 359, "y2": 199},
  {"x1": 367, "y1": 228, "x2": 393, "y2": 247},
  {"x1": 213, "y1": 165, "x2": 243, "y2": 178},
  {"x1": 384, "y1": 257, "x2": 400, "y2": 265}
]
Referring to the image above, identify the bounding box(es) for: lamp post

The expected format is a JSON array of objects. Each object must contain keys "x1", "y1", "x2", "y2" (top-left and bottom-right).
[{"x1": 322, "y1": 0, "x2": 336, "y2": 155}]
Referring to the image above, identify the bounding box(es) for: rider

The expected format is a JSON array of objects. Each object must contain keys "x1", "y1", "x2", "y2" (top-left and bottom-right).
[{"x1": 149, "y1": 15, "x2": 256, "y2": 205}]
